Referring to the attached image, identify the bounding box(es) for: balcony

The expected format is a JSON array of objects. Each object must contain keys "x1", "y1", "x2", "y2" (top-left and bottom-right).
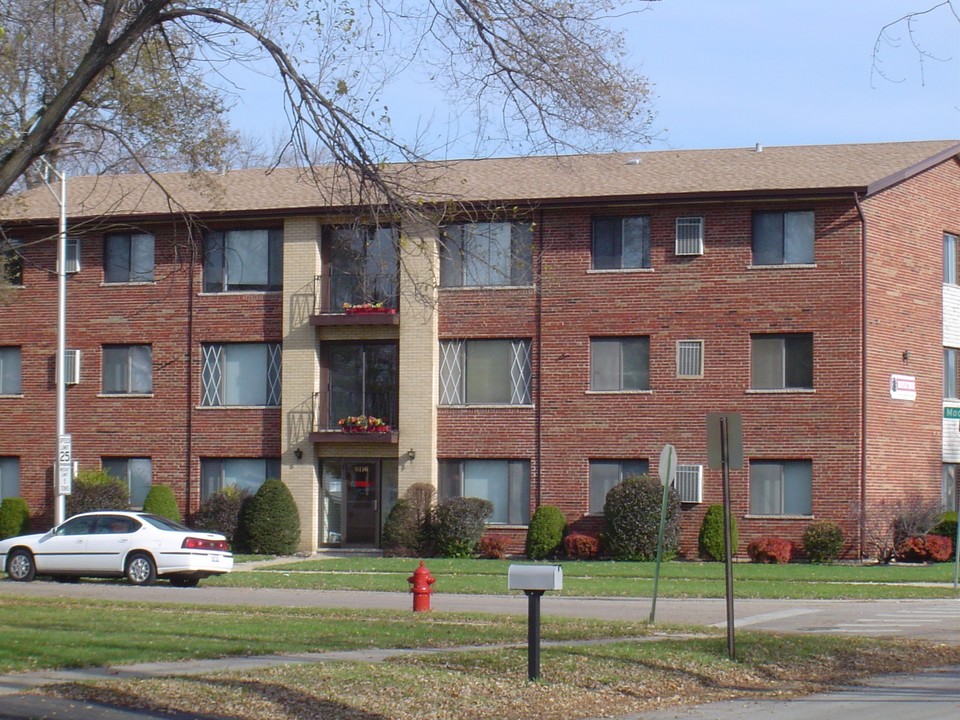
[
  {"x1": 311, "y1": 274, "x2": 400, "y2": 327},
  {"x1": 309, "y1": 391, "x2": 399, "y2": 444}
]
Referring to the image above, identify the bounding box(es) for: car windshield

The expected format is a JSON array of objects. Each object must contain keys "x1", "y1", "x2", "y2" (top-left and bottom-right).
[{"x1": 139, "y1": 514, "x2": 193, "y2": 532}]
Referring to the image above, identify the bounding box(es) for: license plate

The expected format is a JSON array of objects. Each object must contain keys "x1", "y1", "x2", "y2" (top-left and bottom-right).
[{"x1": 211, "y1": 555, "x2": 220, "y2": 563}]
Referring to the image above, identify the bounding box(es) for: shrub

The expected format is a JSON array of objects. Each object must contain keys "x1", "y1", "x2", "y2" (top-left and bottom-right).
[
  {"x1": 0, "y1": 497, "x2": 30, "y2": 539},
  {"x1": 930, "y1": 511, "x2": 958, "y2": 544},
  {"x1": 477, "y1": 535, "x2": 506, "y2": 559},
  {"x1": 381, "y1": 499, "x2": 421, "y2": 557},
  {"x1": 858, "y1": 496, "x2": 944, "y2": 563},
  {"x1": 892, "y1": 497, "x2": 943, "y2": 549},
  {"x1": 405, "y1": 483, "x2": 435, "y2": 527},
  {"x1": 141, "y1": 485, "x2": 181, "y2": 522},
  {"x1": 193, "y1": 486, "x2": 252, "y2": 543},
  {"x1": 428, "y1": 497, "x2": 493, "y2": 558},
  {"x1": 747, "y1": 537, "x2": 794, "y2": 564},
  {"x1": 802, "y1": 521, "x2": 844, "y2": 563},
  {"x1": 563, "y1": 532, "x2": 599, "y2": 560},
  {"x1": 897, "y1": 534, "x2": 954, "y2": 563},
  {"x1": 525, "y1": 505, "x2": 567, "y2": 560},
  {"x1": 66, "y1": 469, "x2": 130, "y2": 516},
  {"x1": 238, "y1": 479, "x2": 300, "y2": 555},
  {"x1": 698, "y1": 504, "x2": 739, "y2": 561},
  {"x1": 603, "y1": 474, "x2": 681, "y2": 562}
]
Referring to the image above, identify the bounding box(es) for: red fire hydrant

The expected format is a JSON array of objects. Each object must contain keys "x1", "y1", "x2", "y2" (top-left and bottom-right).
[{"x1": 407, "y1": 561, "x2": 435, "y2": 612}]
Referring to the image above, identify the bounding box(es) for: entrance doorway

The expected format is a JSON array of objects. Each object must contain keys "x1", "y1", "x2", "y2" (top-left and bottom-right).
[{"x1": 320, "y1": 459, "x2": 397, "y2": 547}]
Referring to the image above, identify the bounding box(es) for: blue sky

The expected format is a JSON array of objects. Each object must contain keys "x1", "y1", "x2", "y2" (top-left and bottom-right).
[{"x1": 227, "y1": 0, "x2": 960, "y2": 156}]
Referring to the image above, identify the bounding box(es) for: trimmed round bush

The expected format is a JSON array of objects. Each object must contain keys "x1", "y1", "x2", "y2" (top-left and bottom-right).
[
  {"x1": 563, "y1": 532, "x2": 599, "y2": 560},
  {"x1": 525, "y1": 505, "x2": 567, "y2": 560},
  {"x1": 381, "y1": 499, "x2": 421, "y2": 557},
  {"x1": 428, "y1": 497, "x2": 493, "y2": 558},
  {"x1": 802, "y1": 520, "x2": 844, "y2": 563},
  {"x1": 603, "y1": 474, "x2": 681, "y2": 561},
  {"x1": 66, "y1": 469, "x2": 130, "y2": 516},
  {"x1": 698, "y1": 504, "x2": 739, "y2": 561},
  {"x1": 747, "y1": 537, "x2": 794, "y2": 564},
  {"x1": 142, "y1": 485, "x2": 181, "y2": 522},
  {"x1": 238, "y1": 479, "x2": 301, "y2": 555},
  {"x1": 477, "y1": 535, "x2": 506, "y2": 559},
  {"x1": 0, "y1": 497, "x2": 30, "y2": 539},
  {"x1": 194, "y1": 486, "x2": 252, "y2": 544}
]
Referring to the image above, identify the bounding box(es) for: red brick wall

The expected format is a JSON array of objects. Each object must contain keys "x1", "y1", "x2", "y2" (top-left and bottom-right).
[{"x1": 0, "y1": 218, "x2": 281, "y2": 528}]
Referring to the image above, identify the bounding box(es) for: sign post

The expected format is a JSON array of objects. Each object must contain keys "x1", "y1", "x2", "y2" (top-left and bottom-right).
[
  {"x1": 649, "y1": 444, "x2": 677, "y2": 624},
  {"x1": 706, "y1": 413, "x2": 743, "y2": 661},
  {"x1": 57, "y1": 434, "x2": 72, "y2": 497}
]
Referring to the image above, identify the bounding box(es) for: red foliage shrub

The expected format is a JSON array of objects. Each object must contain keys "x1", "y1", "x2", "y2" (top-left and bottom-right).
[
  {"x1": 564, "y1": 532, "x2": 600, "y2": 560},
  {"x1": 897, "y1": 534, "x2": 954, "y2": 563},
  {"x1": 747, "y1": 537, "x2": 794, "y2": 564},
  {"x1": 477, "y1": 535, "x2": 506, "y2": 559}
]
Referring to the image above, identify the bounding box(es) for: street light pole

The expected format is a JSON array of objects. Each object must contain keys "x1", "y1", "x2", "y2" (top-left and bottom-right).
[{"x1": 39, "y1": 157, "x2": 69, "y2": 525}]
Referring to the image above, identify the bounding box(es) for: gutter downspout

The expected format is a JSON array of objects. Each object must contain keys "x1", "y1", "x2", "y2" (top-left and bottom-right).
[
  {"x1": 854, "y1": 192, "x2": 868, "y2": 558},
  {"x1": 185, "y1": 231, "x2": 196, "y2": 519},
  {"x1": 535, "y1": 209, "x2": 544, "y2": 509}
]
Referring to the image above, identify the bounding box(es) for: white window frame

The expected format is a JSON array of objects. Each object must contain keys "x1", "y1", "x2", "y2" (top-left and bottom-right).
[
  {"x1": 676, "y1": 340, "x2": 704, "y2": 378},
  {"x1": 201, "y1": 342, "x2": 282, "y2": 407},
  {"x1": 104, "y1": 232, "x2": 155, "y2": 283},
  {"x1": 590, "y1": 337, "x2": 650, "y2": 391},
  {"x1": 588, "y1": 459, "x2": 649, "y2": 514},
  {"x1": 675, "y1": 217, "x2": 704, "y2": 256},
  {"x1": 752, "y1": 210, "x2": 814, "y2": 266},
  {"x1": 439, "y1": 339, "x2": 532, "y2": 406},
  {"x1": 200, "y1": 458, "x2": 279, "y2": 501},
  {"x1": 102, "y1": 345, "x2": 152, "y2": 394},
  {"x1": 0, "y1": 346, "x2": 22, "y2": 394},
  {"x1": 438, "y1": 459, "x2": 530, "y2": 524},
  {"x1": 102, "y1": 457, "x2": 153, "y2": 507},
  {"x1": 749, "y1": 460, "x2": 813, "y2": 516}
]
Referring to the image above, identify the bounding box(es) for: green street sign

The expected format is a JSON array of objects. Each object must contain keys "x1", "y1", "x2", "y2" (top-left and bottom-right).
[{"x1": 945, "y1": 407, "x2": 960, "y2": 419}]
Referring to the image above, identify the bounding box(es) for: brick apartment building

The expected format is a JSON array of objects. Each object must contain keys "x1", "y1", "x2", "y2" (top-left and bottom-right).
[{"x1": 1, "y1": 140, "x2": 958, "y2": 558}]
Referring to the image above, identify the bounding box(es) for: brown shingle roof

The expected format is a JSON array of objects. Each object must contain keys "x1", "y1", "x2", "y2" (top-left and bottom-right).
[{"x1": 3, "y1": 140, "x2": 958, "y2": 222}]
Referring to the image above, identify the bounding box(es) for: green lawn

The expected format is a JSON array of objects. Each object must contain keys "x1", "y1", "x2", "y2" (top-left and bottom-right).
[{"x1": 205, "y1": 557, "x2": 959, "y2": 599}]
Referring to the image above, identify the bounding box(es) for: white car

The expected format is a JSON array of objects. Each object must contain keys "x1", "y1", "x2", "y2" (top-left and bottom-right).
[{"x1": 0, "y1": 511, "x2": 233, "y2": 587}]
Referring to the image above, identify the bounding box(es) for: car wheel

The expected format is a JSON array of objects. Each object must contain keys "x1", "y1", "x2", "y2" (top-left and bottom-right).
[
  {"x1": 169, "y1": 576, "x2": 200, "y2": 588},
  {"x1": 125, "y1": 552, "x2": 157, "y2": 586},
  {"x1": 7, "y1": 549, "x2": 36, "y2": 582}
]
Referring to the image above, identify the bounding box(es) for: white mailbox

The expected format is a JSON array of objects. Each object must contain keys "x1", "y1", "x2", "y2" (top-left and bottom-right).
[{"x1": 508, "y1": 564, "x2": 563, "y2": 592}]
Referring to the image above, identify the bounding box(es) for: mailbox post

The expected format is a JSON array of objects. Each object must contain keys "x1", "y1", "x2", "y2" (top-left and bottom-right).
[{"x1": 508, "y1": 564, "x2": 563, "y2": 681}]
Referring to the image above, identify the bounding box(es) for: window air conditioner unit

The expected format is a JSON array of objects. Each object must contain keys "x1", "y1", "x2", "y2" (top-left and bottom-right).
[{"x1": 674, "y1": 464, "x2": 703, "y2": 503}]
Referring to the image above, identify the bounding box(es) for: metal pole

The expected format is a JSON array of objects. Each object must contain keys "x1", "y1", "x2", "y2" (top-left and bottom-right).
[
  {"x1": 526, "y1": 590, "x2": 543, "y2": 681},
  {"x1": 55, "y1": 170, "x2": 67, "y2": 525},
  {"x1": 720, "y1": 416, "x2": 736, "y2": 661},
  {"x1": 649, "y1": 477, "x2": 671, "y2": 624}
]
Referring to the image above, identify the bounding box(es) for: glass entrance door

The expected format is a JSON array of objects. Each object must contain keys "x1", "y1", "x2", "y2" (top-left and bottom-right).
[{"x1": 344, "y1": 461, "x2": 378, "y2": 546}]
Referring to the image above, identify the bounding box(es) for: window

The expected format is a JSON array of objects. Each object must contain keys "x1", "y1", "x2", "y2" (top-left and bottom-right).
[
  {"x1": 749, "y1": 460, "x2": 812, "y2": 515},
  {"x1": 440, "y1": 339, "x2": 531, "y2": 405},
  {"x1": 65, "y1": 237, "x2": 81, "y2": 273},
  {"x1": 439, "y1": 459, "x2": 530, "y2": 524},
  {"x1": 945, "y1": 348, "x2": 960, "y2": 399},
  {"x1": 102, "y1": 345, "x2": 152, "y2": 394},
  {"x1": 589, "y1": 459, "x2": 649, "y2": 513},
  {"x1": 200, "y1": 458, "x2": 280, "y2": 501},
  {"x1": 751, "y1": 334, "x2": 813, "y2": 390},
  {"x1": 675, "y1": 217, "x2": 704, "y2": 256},
  {"x1": 945, "y1": 233, "x2": 959, "y2": 284},
  {"x1": 104, "y1": 233, "x2": 154, "y2": 283},
  {"x1": 325, "y1": 342, "x2": 398, "y2": 427},
  {"x1": 201, "y1": 343, "x2": 281, "y2": 406},
  {"x1": 0, "y1": 347, "x2": 21, "y2": 395},
  {"x1": 102, "y1": 458, "x2": 152, "y2": 507},
  {"x1": 0, "y1": 457, "x2": 19, "y2": 499},
  {"x1": 592, "y1": 216, "x2": 650, "y2": 269},
  {"x1": 328, "y1": 226, "x2": 398, "y2": 309},
  {"x1": 440, "y1": 222, "x2": 532, "y2": 287},
  {"x1": 677, "y1": 340, "x2": 704, "y2": 378},
  {"x1": 674, "y1": 464, "x2": 703, "y2": 503},
  {"x1": 203, "y1": 229, "x2": 282, "y2": 292},
  {"x1": 752, "y1": 210, "x2": 814, "y2": 265},
  {"x1": 2, "y1": 238, "x2": 23, "y2": 285},
  {"x1": 943, "y1": 464, "x2": 958, "y2": 513},
  {"x1": 590, "y1": 337, "x2": 650, "y2": 391}
]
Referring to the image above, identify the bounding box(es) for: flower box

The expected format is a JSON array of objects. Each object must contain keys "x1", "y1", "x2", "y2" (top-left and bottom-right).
[
  {"x1": 342, "y1": 303, "x2": 396, "y2": 315},
  {"x1": 338, "y1": 415, "x2": 391, "y2": 433}
]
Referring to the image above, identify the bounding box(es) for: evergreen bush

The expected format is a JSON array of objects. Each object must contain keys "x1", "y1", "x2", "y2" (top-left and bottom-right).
[
  {"x1": 66, "y1": 469, "x2": 130, "y2": 516},
  {"x1": 428, "y1": 497, "x2": 493, "y2": 558},
  {"x1": 525, "y1": 505, "x2": 567, "y2": 560},
  {"x1": 930, "y1": 511, "x2": 958, "y2": 544},
  {"x1": 802, "y1": 521, "x2": 844, "y2": 563},
  {"x1": 141, "y1": 485, "x2": 181, "y2": 522},
  {"x1": 0, "y1": 497, "x2": 30, "y2": 539},
  {"x1": 697, "y1": 504, "x2": 739, "y2": 561},
  {"x1": 603, "y1": 474, "x2": 681, "y2": 561},
  {"x1": 237, "y1": 479, "x2": 300, "y2": 555},
  {"x1": 194, "y1": 486, "x2": 252, "y2": 543},
  {"x1": 381, "y1": 499, "x2": 421, "y2": 557}
]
